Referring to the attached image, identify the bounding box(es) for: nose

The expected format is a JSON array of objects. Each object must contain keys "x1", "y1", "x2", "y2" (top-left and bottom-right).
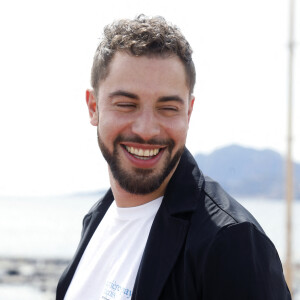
[{"x1": 131, "y1": 109, "x2": 160, "y2": 141}]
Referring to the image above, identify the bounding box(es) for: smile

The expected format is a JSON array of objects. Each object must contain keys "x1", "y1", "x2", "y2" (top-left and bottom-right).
[{"x1": 124, "y1": 146, "x2": 162, "y2": 160}]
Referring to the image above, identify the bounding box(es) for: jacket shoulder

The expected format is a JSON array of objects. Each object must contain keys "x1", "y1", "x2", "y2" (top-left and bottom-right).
[
  {"x1": 201, "y1": 221, "x2": 291, "y2": 299},
  {"x1": 202, "y1": 176, "x2": 264, "y2": 232},
  {"x1": 187, "y1": 176, "x2": 290, "y2": 298}
]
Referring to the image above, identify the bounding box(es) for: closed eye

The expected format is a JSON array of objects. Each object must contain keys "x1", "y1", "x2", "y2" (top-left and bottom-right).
[
  {"x1": 115, "y1": 102, "x2": 137, "y2": 112},
  {"x1": 117, "y1": 103, "x2": 136, "y2": 107},
  {"x1": 158, "y1": 105, "x2": 180, "y2": 117},
  {"x1": 160, "y1": 106, "x2": 178, "y2": 111}
]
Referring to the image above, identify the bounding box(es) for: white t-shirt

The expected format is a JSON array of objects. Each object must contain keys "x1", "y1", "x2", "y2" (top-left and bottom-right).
[{"x1": 64, "y1": 196, "x2": 163, "y2": 300}]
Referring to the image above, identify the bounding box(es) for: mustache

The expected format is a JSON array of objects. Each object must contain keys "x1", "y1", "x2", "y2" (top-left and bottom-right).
[{"x1": 114, "y1": 134, "x2": 175, "y2": 148}]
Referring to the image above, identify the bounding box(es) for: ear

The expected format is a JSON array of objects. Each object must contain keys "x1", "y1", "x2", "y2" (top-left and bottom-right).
[
  {"x1": 86, "y1": 89, "x2": 98, "y2": 126},
  {"x1": 187, "y1": 96, "x2": 195, "y2": 123}
]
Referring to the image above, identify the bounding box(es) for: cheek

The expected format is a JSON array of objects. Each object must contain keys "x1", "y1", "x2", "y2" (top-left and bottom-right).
[
  {"x1": 98, "y1": 112, "x2": 131, "y2": 143},
  {"x1": 97, "y1": 114, "x2": 116, "y2": 143},
  {"x1": 164, "y1": 118, "x2": 189, "y2": 142}
]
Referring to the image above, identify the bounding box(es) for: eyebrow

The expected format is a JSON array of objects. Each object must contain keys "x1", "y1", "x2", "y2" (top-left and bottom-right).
[
  {"x1": 109, "y1": 90, "x2": 139, "y2": 100},
  {"x1": 157, "y1": 95, "x2": 184, "y2": 104},
  {"x1": 108, "y1": 90, "x2": 184, "y2": 104}
]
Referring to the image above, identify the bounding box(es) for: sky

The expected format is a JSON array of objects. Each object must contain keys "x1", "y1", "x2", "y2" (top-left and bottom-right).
[{"x1": 0, "y1": 0, "x2": 299, "y2": 196}]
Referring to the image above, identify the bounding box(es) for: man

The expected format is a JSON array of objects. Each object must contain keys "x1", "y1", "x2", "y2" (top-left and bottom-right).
[{"x1": 56, "y1": 15, "x2": 291, "y2": 300}]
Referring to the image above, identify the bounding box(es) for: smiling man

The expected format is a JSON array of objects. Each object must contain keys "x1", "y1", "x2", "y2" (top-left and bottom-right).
[
  {"x1": 92, "y1": 52, "x2": 192, "y2": 204},
  {"x1": 56, "y1": 15, "x2": 291, "y2": 300}
]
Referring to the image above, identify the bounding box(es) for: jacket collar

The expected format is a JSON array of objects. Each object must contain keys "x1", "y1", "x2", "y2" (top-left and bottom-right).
[
  {"x1": 163, "y1": 147, "x2": 204, "y2": 216},
  {"x1": 132, "y1": 148, "x2": 205, "y2": 300}
]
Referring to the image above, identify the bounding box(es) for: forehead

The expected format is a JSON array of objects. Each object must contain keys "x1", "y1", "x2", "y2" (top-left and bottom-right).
[{"x1": 98, "y1": 52, "x2": 189, "y2": 97}]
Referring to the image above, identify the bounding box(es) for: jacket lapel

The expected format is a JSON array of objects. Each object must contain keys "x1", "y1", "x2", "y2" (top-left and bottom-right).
[
  {"x1": 132, "y1": 207, "x2": 190, "y2": 300},
  {"x1": 56, "y1": 190, "x2": 114, "y2": 300},
  {"x1": 132, "y1": 149, "x2": 204, "y2": 300}
]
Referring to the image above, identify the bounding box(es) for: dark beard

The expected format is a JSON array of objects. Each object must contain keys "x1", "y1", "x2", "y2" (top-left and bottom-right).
[{"x1": 97, "y1": 133, "x2": 184, "y2": 195}]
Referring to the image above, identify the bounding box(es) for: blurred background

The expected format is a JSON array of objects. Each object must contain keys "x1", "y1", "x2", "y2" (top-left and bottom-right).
[{"x1": 0, "y1": 0, "x2": 299, "y2": 299}]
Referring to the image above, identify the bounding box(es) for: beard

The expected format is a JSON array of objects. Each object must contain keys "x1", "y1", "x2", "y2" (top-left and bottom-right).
[{"x1": 97, "y1": 133, "x2": 184, "y2": 195}]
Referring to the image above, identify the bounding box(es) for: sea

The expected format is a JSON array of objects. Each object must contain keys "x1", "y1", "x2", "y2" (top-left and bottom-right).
[{"x1": 0, "y1": 194, "x2": 299, "y2": 299}]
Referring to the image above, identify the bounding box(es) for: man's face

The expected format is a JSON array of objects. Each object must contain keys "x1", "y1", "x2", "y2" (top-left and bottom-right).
[{"x1": 87, "y1": 52, "x2": 194, "y2": 195}]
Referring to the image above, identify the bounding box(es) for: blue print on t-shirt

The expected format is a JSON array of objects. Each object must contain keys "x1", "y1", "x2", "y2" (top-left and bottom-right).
[{"x1": 102, "y1": 280, "x2": 132, "y2": 299}]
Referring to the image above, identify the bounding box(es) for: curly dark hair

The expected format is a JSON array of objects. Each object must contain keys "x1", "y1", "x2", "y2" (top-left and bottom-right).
[{"x1": 91, "y1": 15, "x2": 196, "y2": 95}]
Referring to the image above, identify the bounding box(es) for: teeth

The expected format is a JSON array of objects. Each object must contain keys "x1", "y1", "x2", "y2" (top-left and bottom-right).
[{"x1": 125, "y1": 146, "x2": 161, "y2": 158}]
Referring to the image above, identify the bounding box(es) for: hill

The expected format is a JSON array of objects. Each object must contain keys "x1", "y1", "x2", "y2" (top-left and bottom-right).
[{"x1": 194, "y1": 145, "x2": 300, "y2": 199}]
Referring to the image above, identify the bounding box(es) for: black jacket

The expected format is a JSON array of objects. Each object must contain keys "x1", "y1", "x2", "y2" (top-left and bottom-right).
[{"x1": 56, "y1": 148, "x2": 291, "y2": 300}]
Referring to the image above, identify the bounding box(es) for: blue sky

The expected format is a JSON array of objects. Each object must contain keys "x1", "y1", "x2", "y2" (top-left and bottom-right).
[{"x1": 0, "y1": 0, "x2": 299, "y2": 196}]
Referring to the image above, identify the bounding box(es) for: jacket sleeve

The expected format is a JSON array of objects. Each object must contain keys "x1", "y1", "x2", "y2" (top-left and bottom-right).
[{"x1": 202, "y1": 222, "x2": 291, "y2": 300}]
